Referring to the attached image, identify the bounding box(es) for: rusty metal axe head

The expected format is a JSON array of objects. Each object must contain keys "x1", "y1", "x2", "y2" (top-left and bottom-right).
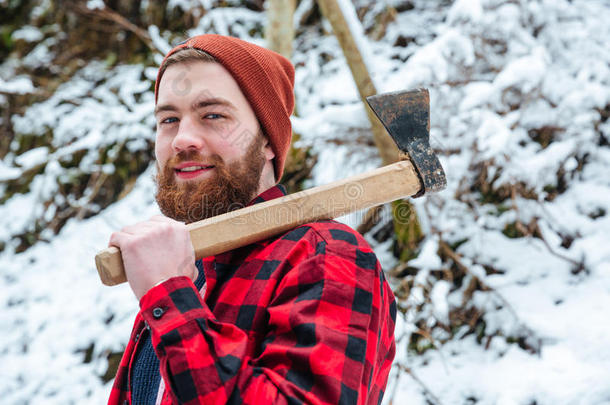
[{"x1": 366, "y1": 88, "x2": 446, "y2": 197}]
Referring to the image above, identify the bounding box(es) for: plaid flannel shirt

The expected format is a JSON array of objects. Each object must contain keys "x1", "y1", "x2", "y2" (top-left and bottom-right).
[{"x1": 108, "y1": 185, "x2": 396, "y2": 404}]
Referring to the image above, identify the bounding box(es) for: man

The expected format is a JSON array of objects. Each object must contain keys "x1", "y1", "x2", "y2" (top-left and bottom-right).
[{"x1": 108, "y1": 34, "x2": 396, "y2": 405}]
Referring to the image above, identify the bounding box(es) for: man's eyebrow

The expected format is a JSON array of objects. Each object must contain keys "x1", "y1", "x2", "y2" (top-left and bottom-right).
[
  {"x1": 154, "y1": 97, "x2": 236, "y2": 116},
  {"x1": 154, "y1": 104, "x2": 177, "y2": 116},
  {"x1": 192, "y1": 97, "x2": 236, "y2": 112}
]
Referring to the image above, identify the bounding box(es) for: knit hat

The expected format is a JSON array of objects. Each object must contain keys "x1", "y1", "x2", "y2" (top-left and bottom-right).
[{"x1": 155, "y1": 34, "x2": 295, "y2": 182}]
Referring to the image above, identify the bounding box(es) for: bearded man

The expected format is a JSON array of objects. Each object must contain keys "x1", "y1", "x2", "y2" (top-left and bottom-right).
[{"x1": 107, "y1": 34, "x2": 396, "y2": 405}]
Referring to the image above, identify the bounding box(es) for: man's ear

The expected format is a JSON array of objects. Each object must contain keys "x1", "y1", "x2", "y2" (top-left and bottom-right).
[{"x1": 263, "y1": 138, "x2": 275, "y2": 161}]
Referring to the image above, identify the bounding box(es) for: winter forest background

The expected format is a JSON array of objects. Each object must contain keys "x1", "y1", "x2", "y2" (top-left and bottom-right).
[{"x1": 1, "y1": 0, "x2": 610, "y2": 403}]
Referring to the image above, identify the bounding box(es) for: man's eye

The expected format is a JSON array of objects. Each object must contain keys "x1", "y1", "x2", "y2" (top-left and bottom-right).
[
  {"x1": 204, "y1": 113, "x2": 223, "y2": 120},
  {"x1": 161, "y1": 117, "x2": 178, "y2": 124}
]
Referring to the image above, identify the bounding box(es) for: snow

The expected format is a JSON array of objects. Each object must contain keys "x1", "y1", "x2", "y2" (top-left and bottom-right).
[
  {"x1": 293, "y1": 0, "x2": 314, "y2": 28},
  {"x1": 86, "y1": 0, "x2": 104, "y2": 10},
  {"x1": 187, "y1": 7, "x2": 265, "y2": 44},
  {"x1": 408, "y1": 237, "x2": 441, "y2": 270},
  {"x1": 392, "y1": 334, "x2": 610, "y2": 404},
  {"x1": 460, "y1": 81, "x2": 494, "y2": 111},
  {"x1": 22, "y1": 37, "x2": 56, "y2": 69},
  {"x1": 447, "y1": 0, "x2": 483, "y2": 25},
  {"x1": 493, "y1": 47, "x2": 548, "y2": 94},
  {"x1": 167, "y1": 0, "x2": 203, "y2": 12},
  {"x1": 0, "y1": 160, "x2": 21, "y2": 181},
  {"x1": 2, "y1": 0, "x2": 610, "y2": 404},
  {"x1": 475, "y1": 111, "x2": 512, "y2": 158},
  {"x1": 430, "y1": 280, "x2": 450, "y2": 325},
  {"x1": 11, "y1": 25, "x2": 44, "y2": 42},
  {"x1": 14, "y1": 146, "x2": 49, "y2": 169},
  {"x1": 0, "y1": 170, "x2": 159, "y2": 404},
  {"x1": 0, "y1": 76, "x2": 35, "y2": 94},
  {"x1": 148, "y1": 25, "x2": 172, "y2": 55},
  {"x1": 335, "y1": 0, "x2": 376, "y2": 80},
  {"x1": 392, "y1": 28, "x2": 476, "y2": 88}
]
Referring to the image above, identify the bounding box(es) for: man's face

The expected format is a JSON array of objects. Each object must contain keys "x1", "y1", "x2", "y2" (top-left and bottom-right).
[{"x1": 154, "y1": 61, "x2": 275, "y2": 223}]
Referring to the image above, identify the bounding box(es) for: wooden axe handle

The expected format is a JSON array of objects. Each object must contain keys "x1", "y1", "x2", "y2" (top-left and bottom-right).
[{"x1": 95, "y1": 160, "x2": 420, "y2": 286}]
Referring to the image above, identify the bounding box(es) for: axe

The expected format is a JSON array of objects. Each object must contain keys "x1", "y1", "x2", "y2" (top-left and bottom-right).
[{"x1": 95, "y1": 88, "x2": 446, "y2": 286}]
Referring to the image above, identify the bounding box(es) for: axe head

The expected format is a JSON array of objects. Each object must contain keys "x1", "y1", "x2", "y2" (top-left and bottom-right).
[{"x1": 366, "y1": 88, "x2": 446, "y2": 197}]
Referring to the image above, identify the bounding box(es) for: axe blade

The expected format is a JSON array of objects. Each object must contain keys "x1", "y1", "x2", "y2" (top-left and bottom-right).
[{"x1": 366, "y1": 88, "x2": 446, "y2": 196}]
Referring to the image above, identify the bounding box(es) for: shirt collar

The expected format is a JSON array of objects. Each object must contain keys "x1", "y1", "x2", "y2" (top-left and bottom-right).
[{"x1": 247, "y1": 184, "x2": 287, "y2": 206}]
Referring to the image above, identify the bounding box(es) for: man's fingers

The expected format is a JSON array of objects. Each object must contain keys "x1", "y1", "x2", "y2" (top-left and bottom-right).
[
  {"x1": 114, "y1": 216, "x2": 185, "y2": 242},
  {"x1": 117, "y1": 216, "x2": 180, "y2": 237},
  {"x1": 108, "y1": 231, "x2": 133, "y2": 249},
  {"x1": 149, "y1": 214, "x2": 176, "y2": 223},
  {"x1": 120, "y1": 222, "x2": 159, "y2": 235}
]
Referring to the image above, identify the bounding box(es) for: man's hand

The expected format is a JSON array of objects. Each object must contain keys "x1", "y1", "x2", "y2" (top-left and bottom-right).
[{"x1": 109, "y1": 215, "x2": 198, "y2": 301}]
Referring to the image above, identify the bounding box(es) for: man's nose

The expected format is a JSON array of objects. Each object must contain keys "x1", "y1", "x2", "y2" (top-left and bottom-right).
[{"x1": 171, "y1": 116, "x2": 207, "y2": 153}]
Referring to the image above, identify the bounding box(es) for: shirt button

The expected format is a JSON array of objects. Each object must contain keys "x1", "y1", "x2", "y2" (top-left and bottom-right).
[{"x1": 152, "y1": 307, "x2": 165, "y2": 319}]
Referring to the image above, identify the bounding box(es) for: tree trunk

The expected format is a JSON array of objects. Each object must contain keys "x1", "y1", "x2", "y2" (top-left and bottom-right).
[
  {"x1": 265, "y1": 0, "x2": 296, "y2": 59},
  {"x1": 316, "y1": 0, "x2": 398, "y2": 166}
]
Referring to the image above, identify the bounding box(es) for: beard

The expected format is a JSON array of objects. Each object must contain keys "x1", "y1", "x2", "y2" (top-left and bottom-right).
[{"x1": 155, "y1": 134, "x2": 266, "y2": 224}]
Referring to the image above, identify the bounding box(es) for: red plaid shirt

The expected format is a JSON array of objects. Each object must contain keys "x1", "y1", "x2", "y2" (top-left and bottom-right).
[{"x1": 108, "y1": 185, "x2": 396, "y2": 404}]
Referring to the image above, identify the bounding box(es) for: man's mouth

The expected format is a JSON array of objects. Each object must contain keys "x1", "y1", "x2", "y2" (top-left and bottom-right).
[{"x1": 174, "y1": 163, "x2": 215, "y2": 180}]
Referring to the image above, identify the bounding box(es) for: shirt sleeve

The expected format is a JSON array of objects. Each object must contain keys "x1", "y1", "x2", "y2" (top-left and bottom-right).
[{"x1": 139, "y1": 243, "x2": 396, "y2": 404}]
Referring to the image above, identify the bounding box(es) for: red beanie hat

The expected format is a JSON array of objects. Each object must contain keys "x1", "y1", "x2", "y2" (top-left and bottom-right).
[{"x1": 154, "y1": 34, "x2": 295, "y2": 182}]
